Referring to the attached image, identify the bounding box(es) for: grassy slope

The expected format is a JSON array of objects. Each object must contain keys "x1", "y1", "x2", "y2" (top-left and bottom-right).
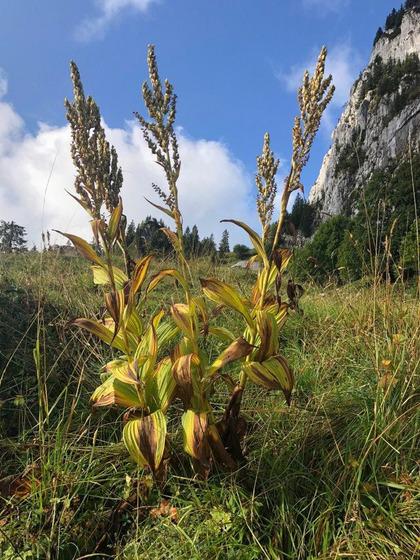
[{"x1": 0, "y1": 252, "x2": 419, "y2": 560}]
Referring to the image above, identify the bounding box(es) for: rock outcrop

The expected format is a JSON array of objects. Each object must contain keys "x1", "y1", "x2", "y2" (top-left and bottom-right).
[{"x1": 308, "y1": 7, "x2": 420, "y2": 216}]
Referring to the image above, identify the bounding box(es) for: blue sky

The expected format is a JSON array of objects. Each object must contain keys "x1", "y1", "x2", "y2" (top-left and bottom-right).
[{"x1": 0, "y1": 0, "x2": 398, "y2": 246}]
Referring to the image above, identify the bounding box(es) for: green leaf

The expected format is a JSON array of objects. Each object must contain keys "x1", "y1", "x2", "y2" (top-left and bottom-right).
[
  {"x1": 145, "y1": 197, "x2": 175, "y2": 220},
  {"x1": 123, "y1": 410, "x2": 167, "y2": 473},
  {"x1": 207, "y1": 326, "x2": 236, "y2": 342},
  {"x1": 146, "y1": 357, "x2": 176, "y2": 413}
]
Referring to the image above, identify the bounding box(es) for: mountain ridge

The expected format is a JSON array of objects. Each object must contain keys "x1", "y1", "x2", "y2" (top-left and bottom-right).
[{"x1": 308, "y1": 5, "x2": 420, "y2": 216}]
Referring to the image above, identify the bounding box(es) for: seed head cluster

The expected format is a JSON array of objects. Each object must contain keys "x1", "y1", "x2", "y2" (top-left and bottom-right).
[
  {"x1": 289, "y1": 46, "x2": 334, "y2": 193},
  {"x1": 65, "y1": 61, "x2": 123, "y2": 219},
  {"x1": 135, "y1": 45, "x2": 180, "y2": 214},
  {"x1": 255, "y1": 133, "x2": 279, "y2": 241}
]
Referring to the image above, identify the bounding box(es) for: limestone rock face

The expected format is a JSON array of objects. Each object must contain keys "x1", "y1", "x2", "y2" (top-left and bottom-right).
[{"x1": 308, "y1": 8, "x2": 420, "y2": 216}]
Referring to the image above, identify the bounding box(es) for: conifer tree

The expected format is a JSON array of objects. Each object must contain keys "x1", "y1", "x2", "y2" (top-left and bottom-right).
[
  {"x1": 0, "y1": 221, "x2": 27, "y2": 253},
  {"x1": 218, "y1": 229, "x2": 230, "y2": 259}
]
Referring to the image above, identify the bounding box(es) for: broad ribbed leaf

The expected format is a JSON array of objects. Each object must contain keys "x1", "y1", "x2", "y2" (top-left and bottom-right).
[
  {"x1": 146, "y1": 268, "x2": 188, "y2": 296},
  {"x1": 135, "y1": 310, "x2": 164, "y2": 361},
  {"x1": 54, "y1": 231, "x2": 104, "y2": 265},
  {"x1": 70, "y1": 317, "x2": 127, "y2": 352},
  {"x1": 123, "y1": 410, "x2": 167, "y2": 473},
  {"x1": 106, "y1": 359, "x2": 140, "y2": 385},
  {"x1": 172, "y1": 353, "x2": 199, "y2": 407},
  {"x1": 253, "y1": 311, "x2": 279, "y2": 362},
  {"x1": 156, "y1": 319, "x2": 179, "y2": 348},
  {"x1": 242, "y1": 355, "x2": 293, "y2": 404},
  {"x1": 200, "y1": 278, "x2": 254, "y2": 329},
  {"x1": 90, "y1": 376, "x2": 144, "y2": 408},
  {"x1": 131, "y1": 255, "x2": 153, "y2": 298},
  {"x1": 145, "y1": 197, "x2": 175, "y2": 220},
  {"x1": 104, "y1": 289, "x2": 126, "y2": 339},
  {"x1": 207, "y1": 337, "x2": 254, "y2": 377},
  {"x1": 147, "y1": 357, "x2": 176, "y2": 413},
  {"x1": 91, "y1": 266, "x2": 128, "y2": 290},
  {"x1": 108, "y1": 198, "x2": 123, "y2": 243},
  {"x1": 136, "y1": 314, "x2": 161, "y2": 382},
  {"x1": 221, "y1": 219, "x2": 268, "y2": 267},
  {"x1": 207, "y1": 326, "x2": 236, "y2": 342},
  {"x1": 170, "y1": 303, "x2": 197, "y2": 340},
  {"x1": 181, "y1": 410, "x2": 209, "y2": 464}
]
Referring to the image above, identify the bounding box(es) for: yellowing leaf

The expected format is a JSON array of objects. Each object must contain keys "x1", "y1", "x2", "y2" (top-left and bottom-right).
[
  {"x1": 170, "y1": 303, "x2": 197, "y2": 340},
  {"x1": 181, "y1": 410, "x2": 209, "y2": 465},
  {"x1": 253, "y1": 311, "x2": 279, "y2": 362},
  {"x1": 54, "y1": 231, "x2": 104, "y2": 266},
  {"x1": 108, "y1": 197, "x2": 123, "y2": 243},
  {"x1": 147, "y1": 268, "x2": 188, "y2": 295},
  {"x1": 124, "y1": 307, "x2": 144, "y2": 339},
  {"x1": 207, "y1": 337, "x2": 254, "y2": 377},
  {"x1": 106, "y1": 359, "x2": 140, "y2": 385},
  {"x1": 70, "y1": 317, "x2": 127, "y2": 352},
  {"x1": 123, "y1": 410, "x2": 167, "y2": 473},
  {"x1": 131, "y1": 255, "x2": 153, "y2": 299},
  {"x1": 242, "y1": 355, "x2": 293, "y2": 404},
  {"x1": 104, "y1": 289, "x2": 126, "y2": 340},
  {"x1": 221, "y1": 220, "x2": 268, "y2": 267},
  {"x1": 91, "y1": 266, "x2": 128, "y2": 290},
  {"x1": 200, "y1": 278, "x2": 254, "y2": 329},
  {"x1": 91, "y1": 376, "x2": 144, "y2": 408}
]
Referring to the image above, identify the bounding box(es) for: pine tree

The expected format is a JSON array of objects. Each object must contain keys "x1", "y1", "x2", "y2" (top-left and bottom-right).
[
  {"x1": 0, "y1": 221, "x2": 27, "y2": 253},
  {"x1": 126, "y1": 220, "x2": 136, "y2": 246},
  {"x1": 373, "y1": 27, "x2": 384, "y2": 46},
  {"x1": 218, "y1": 229, "x2": 230, "y2": 259}
]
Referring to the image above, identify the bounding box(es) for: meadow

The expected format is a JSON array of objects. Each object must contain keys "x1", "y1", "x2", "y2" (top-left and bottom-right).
[
  {"x1": 1, "y1": 43, "x2": 419, "y2": 560},
  {"x1": 0, "y1": 250, "x2": 419, "y2": 559}
]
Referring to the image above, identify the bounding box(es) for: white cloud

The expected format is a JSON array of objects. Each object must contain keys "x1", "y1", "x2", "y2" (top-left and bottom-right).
[
  {"x1": 302, "y1": 0, "x2": 350, "y2": 15},
  {"x1": 0, "y1": 71, "x2": 256, "y2": 250},
  {"x1": 277, "y1": 42, "x2": 363, "y2": 133},
  {"x1": 75, "y1": 0, "x2": 160, "y2": 42}
]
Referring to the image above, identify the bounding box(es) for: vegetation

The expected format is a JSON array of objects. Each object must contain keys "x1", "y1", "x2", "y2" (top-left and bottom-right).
[
  {"x1": 374, "y1": 1, "x2": 420, "y2": 45},
  {"x1": 1, "y1": 253, "x2": 419, "y2": 559},
  {"x1": 1, "y1": 41, "x2": 419, "y2": 560},
  {"x1": 358, "y1": 53, "x2": 420, "y2": 112},
  {"x1": 292, "y1": 152, "x2": 420, "y2": 285},
  {"x1": 0, "y1": 221, "x2": 27, "y2": 253},
  {"x1": 45, "y1": 43, "x2": 332, "y2": 492}
]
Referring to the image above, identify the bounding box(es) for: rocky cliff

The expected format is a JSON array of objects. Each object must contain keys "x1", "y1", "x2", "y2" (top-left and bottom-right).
[{"x1": 308, "y1": 6, "x2": 420, "y2": 216}]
